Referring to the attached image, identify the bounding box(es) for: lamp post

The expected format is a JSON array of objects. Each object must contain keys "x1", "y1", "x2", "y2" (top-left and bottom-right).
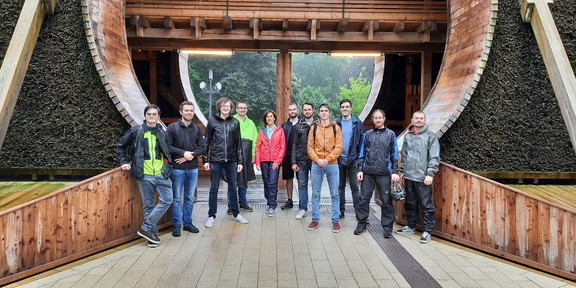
[{"x1": 199, "y1": 70, "x2": 222, "y2": 117}]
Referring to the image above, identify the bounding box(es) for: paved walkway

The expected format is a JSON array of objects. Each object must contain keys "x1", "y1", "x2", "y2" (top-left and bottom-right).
[{"x1": 8, "y1": 203, "x2": 573, "y2": 288}]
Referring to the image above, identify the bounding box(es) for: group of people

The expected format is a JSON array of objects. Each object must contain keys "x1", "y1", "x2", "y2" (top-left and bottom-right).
[{"x1": 116, "y1": 97, "x2": 440, "y2": 248}]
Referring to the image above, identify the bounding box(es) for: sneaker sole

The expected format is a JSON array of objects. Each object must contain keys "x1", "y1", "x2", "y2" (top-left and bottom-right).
[
  {"x1": 307, "y1": 225, "x2": 318, "y2": 231},
  {"x1": 332, "y1": 229, "x2": 340, "y2": 233},
  {"x1": 240, "y1": 208, "x2": 253, "y2": 212},
  {"x1": 420, "y1": 239, "x2": 431, "y2": 244},
  {"x1": 147, "y1": 243, "x2": 158, "y2": 248},
  {"x1": 395, "y1": 231, "x2": 415, "y2": 235},
  {"x1": 137, "y1": 231, "x2": 160, "y2": 244}
]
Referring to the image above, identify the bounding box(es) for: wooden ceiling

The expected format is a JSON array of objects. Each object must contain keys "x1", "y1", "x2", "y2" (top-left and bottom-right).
[{"x1": 125, "y1": 0, "x2": 448, "y2": 53}]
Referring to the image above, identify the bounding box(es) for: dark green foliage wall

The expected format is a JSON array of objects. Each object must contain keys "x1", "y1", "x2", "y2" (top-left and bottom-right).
[
  {"x1": 0, "y1": 0, "x2": 24, "y2": 63},
  {"x1": 439, "y1": 0, "x2": 576, "y2": 172},
  {"x1": 0, "y1": 0, "x2": 129, "y2": 169}
]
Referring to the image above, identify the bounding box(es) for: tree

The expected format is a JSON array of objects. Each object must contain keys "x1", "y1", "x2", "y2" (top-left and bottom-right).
[{"x1": 339, "y1": 67, "x2": 371, "y2": 116}]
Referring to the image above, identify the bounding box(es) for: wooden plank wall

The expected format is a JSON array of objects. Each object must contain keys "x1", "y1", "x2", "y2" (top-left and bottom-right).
[
  {"x1": 395, "y1": 162, "x2": 576, "y2": 280},
  {"x1": 0, "y1": 168, "x2": 172, "y2": 286}
]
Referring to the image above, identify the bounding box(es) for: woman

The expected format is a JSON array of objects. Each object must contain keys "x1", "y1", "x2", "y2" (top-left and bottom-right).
[
  {"x1": 255, "y1": 110, "x2": 286, "y2": 217},
  {"x1": 356, "y1": 109, "x2": 400, "y2": 237}
]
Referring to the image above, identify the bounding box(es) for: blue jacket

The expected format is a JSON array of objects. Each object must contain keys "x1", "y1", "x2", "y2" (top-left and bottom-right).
[{"x1": 336, "y1": 115, "x2": 364, "y2": 166}]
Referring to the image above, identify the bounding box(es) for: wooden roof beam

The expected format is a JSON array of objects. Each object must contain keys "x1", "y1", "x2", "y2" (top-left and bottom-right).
[
  {"x1": 394, "y1": 21, "x2": 405, "y2": 33},
  {"x1": 363, "y1": 20, "x2": 379, "y2": 40},
  {"x1": 163, "y1": 16, "x2": 175, "y2": 29},
  {"x1": 306, "y1": 19, "x2": 321, "y2": 40},
  {"x1": 282, "y1": 19, "x2": 289, "y2": 31},
  {"x1": 250, "y1": 18, "x2": 263, "y2": 39},
  {"x1": 223, "y1": 16, "x2": 233, "y2": 30},
  {"x1": 190, "y1": 17, "x2": 206, "y2": 38},
  {"x1": 337, "y1": 18, "x2": 349, "y2": 33}
]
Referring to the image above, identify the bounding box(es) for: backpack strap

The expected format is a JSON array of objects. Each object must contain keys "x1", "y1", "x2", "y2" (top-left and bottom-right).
[{"x1": 313, "y1": 123, "x2": 337, "y2": 143}]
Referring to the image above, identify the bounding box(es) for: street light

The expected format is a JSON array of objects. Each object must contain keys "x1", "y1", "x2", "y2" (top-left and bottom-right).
[{"x1": 199, "y1": 70, "x2": 222, "y2": 117}]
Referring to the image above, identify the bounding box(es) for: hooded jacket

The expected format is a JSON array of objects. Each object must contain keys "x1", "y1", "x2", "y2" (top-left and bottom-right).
[
  {"x1": 202, "y1": 113, "x2": 243, "y2": 164},
  {"x1": 307, "y1": 121, "x2": 343, "y2": 164},
  {"x1": 117, "y1": 122, "x2": 173, "y2": 179},
  {"x1": 358, "y1": 126, "x2": 399, "y2": 175},
  {"x1": 400, "y1": 123, "x2": 440, "y2": 182},
  {"x1": 233, "y1": 114, "x2": 258, "y2": 157},
  {"x1": 255, "y1": 125, "x2": 286, "y2": 166},
  {"x1": 166, "y1": 119, "x2": 206, "y2": 170},
  {"x1": 291, "y1": 117, "x2": 318, "y2": 167},
  {"x1": 336, "y1": 115, "x2": 364, "y2": 166}
]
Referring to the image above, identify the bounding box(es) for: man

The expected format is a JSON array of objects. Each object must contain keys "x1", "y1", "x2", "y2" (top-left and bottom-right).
[
  {"x1": 167, "y1": 101, "x2": 205, "y2": 237},
  {"x1": 307, "y1": 104, "x2": 343, "y2": 233},
  {"x1": 291, "y1": 103, "x2": 317, "y2": 219},
  {"x1": 280, "y1": 103, "x2": 299, "y2": 210},
  {"x1": 336, "y1": 99, "x2": 364, "y2": 219},
  {"x1": 396, "y1": 111, "x2": 440, "y2": 244},
  {"x1": 228, "y1": 101, "x2": 258, "y2": 214},
  {"x1": 355, "y1": 109, "x2": 400, "y2": 238},
  {"x1": 117, "y1": 104, "x2": 173, "y2": 248},
  {"x1": 203, "y1": 97, "x2": 249, "y2": 228}
]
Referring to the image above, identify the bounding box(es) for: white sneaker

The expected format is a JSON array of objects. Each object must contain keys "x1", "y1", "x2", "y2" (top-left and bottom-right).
[
  {"x1": 268, "y1": 209, "x2": 276, "y2": 217},
  {"x1": 295, "y1": 209, "x2": 307, "y2": 219},
  {"x1": 234, "y1": 214, "x2": 249, "y2": 224},
  {"x1": 205, "y1": 216, "x2": 215, "y2": 228}
]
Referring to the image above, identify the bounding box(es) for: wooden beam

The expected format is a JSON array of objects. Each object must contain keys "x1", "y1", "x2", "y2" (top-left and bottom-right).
[
  {"x1": 0, "y1": 0, "x2": 53, "y2": 151},
  {"x1": 394, "y1": 21, "x2": 405, "y2": 33},
  {"x1": 223, "y1": 15, "x2": 233, "y2": 30},
  {"x1": 306, "y1": 19, "x2": 320, "y2": 40},
  {"x1": 363, "y1": 20, "x2": 374, "y2": 40},
  {"x1": 520, "y1": 0, "x2": 576, "y2": 153},
  {"x1": 282, "y1": 19, "x2": 289, "y2": 31},
  {"x1": 421, "y1": 50, "x2": 433, "y2": 103},
  {"x1": 250, "y1": 18, "x2": 263, "y2": 39},
  {"x1": 190, "y1": 17, "x2": 206, "y2": 38},
  {"x1": 163, "y1": 16, "x2": 175, "y2": 29},
  {"x1": 276, "y1": 52, "x2": 292, "y2": 128},
  {"x1": 337, "y1": 18, "x2": 349, "y2": 33}
]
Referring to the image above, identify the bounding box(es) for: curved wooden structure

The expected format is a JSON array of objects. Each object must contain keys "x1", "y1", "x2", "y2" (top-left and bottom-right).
[
  {"x1": 396, "y1": 163, "x2": 576, "y2": 280},
  {"x1": 82, "y1": 0, "x2": 150, "y2": 127},
  {"x1": 178, "y1": 53, "x2": 208, "y2": 127},
  {"x1": 398, "y1": 0, "x2": 498, "y2": 147},
  {"x1": 0, "y1": 168, "x2": 172, "y2": 285},
  {"x1": 358, "y1": 56, "x2": 384, "y2": 122}
]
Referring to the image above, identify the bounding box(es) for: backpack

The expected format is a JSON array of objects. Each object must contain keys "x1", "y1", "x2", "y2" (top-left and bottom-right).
[{"x1": 313, "y1": 122, "x2": 337, "y2": 143}]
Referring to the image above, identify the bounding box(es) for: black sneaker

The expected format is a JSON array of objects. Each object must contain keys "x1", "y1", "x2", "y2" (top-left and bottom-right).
[
  {"x1": 138, "y1": 228, "x2": 160, "y2": 244},
  {"x1": 184, "y1": 224, "x2": 200, "y2": 233},
  {"x1": 172, "y1": 226, "x2": 181, "y2": 237},
  {"x1": 340, "y1": 212, "x2": 345, "y2": 219},
  {"x1": 281, "y1": 199, "x2": 293, "y2": 210},
  {"x1": 227, "y1": 207, "x2": 232, "y2": 215},
  {"x1": 240, "y1": 204, "x2": 253, "y2": 212},
  {"x1": 147, "y1": 241, "x2": 158, "y2": 248},
  {"x1": 354, "y1": 224, "x2": 366, "y2": 235},
  {"x1": 383, "y1": 227, "x2": 392, "y2": 239}
]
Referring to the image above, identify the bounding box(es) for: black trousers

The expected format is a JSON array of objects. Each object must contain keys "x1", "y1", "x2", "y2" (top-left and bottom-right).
[
  {"x1": 404, "y1": 179, "x2": 436, "y2": 232},
  {"x1": 356, "y1": 174, "x2": 394, "y2": 228}
]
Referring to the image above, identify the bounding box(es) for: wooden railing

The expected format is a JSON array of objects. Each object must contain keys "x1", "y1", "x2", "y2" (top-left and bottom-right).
[
  {"x1": 396, "y1": 162, "x2": 576, "y2": 280},
  {"x1": 0, "y1": 168, "x2": 172, "y2": 286},
  {"x1": 125, "y1": 0, "x2": 447, "y2": 21}
]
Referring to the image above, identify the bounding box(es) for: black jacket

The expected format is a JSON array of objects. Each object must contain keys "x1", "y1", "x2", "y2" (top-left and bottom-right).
[
  {"x1": 291, "y1": 118, "x2": 318, "y2": 167},
  {"x1": 358, "y1": 126, "x2": 399, "y2": 176},
  {"x1": 202, "y1": 113, "x2": 243, "y2": 164},
  {"x1": 281, "y1": 118, "x2": 297, "y2": 165},
  {"x1": 166, "y1": 119, "x2": 206, "y2": 170},
  {"x1": 116, "y1": 123, "x2": 173, "y2": 179}
]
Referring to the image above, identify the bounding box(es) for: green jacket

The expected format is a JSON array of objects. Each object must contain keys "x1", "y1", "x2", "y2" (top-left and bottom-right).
[{"x1": 234, "y1": 114, "x2": 258, "y2": 156}]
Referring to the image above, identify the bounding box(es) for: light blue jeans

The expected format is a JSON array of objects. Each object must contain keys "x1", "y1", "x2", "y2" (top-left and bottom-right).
[
  {"x1": 298, "y1": 165, "x2": 311, "y2": 211},
  {"x1": 311, "y1": 163, "x2": 340, "y2": 223},
  {"x1": 137, "y1": 174, "x2": 173, "y2": 233},
  {"x1": 171, "y1": 168, "x2": 198, "y2": 228}
]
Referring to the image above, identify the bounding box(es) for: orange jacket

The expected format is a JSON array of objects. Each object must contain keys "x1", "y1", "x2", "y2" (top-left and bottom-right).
[
  {"x1": 255, "y1": 125, "x2": 286, "y2": 166},
  {"x1": 307, "y1": 121, "x2": 343, "y2": 164}
]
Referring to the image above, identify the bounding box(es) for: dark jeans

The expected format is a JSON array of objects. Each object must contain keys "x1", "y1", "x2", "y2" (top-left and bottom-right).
[
  {"x1": 338, "y1": 162, "x2": 360, "y2": 214},
  {"x1": 297, "y1": 165, "x2": 311, "y2": 211},
  {"x1": 356, "y1": 174, "x2": 394, "y2": 228},
  {"x1": 209, "y1": 162, "x2": 239, "y2": 218},
  {"x1": 404, "y1": 179, "x2": 436, "y2": 232},
  {"x1": 261, "y1": 162, "x2": 280, "y2": 209}
]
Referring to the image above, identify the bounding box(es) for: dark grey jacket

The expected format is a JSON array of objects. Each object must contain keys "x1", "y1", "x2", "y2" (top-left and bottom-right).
[
  {"x1": 358, "y1": 127, "x2": 399, "y2": 176},
  {"x1": 166, "y1": 119, "x2": 206, "y2": 170},
  {"x1": 400, "y1": 124, "x2": 440, "y2": 182}
]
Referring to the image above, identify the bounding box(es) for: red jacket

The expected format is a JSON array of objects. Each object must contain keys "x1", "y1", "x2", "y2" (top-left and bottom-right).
[{"x1": 255, "y1": 125, "x2": 286, "y2": 166}]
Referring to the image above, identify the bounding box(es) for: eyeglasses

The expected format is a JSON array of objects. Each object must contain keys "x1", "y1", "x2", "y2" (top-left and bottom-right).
[
  {"x1": 146, "y1": 113, "x2": 158, "y2": 117},
  {"x1": 221, "y1": 105, "x2": 231, "y2": 108}
]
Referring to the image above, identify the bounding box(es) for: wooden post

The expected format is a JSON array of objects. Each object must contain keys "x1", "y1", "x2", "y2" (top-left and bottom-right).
[
  {"x1": 0, "y1": 0, "x2": 57, "y2": 151},
  {"x1": 276, "y1": 52, "x2": 292, "y2": 188},
  {"x1": 421, "y1": 51, "x2": 433, "y2": 104},
  {"x1": 149, "y1": 51, "x2": 158, "y2": 104},
  {"x1": 520, "y1": 0, "x2": 576, "y2": 154}
]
